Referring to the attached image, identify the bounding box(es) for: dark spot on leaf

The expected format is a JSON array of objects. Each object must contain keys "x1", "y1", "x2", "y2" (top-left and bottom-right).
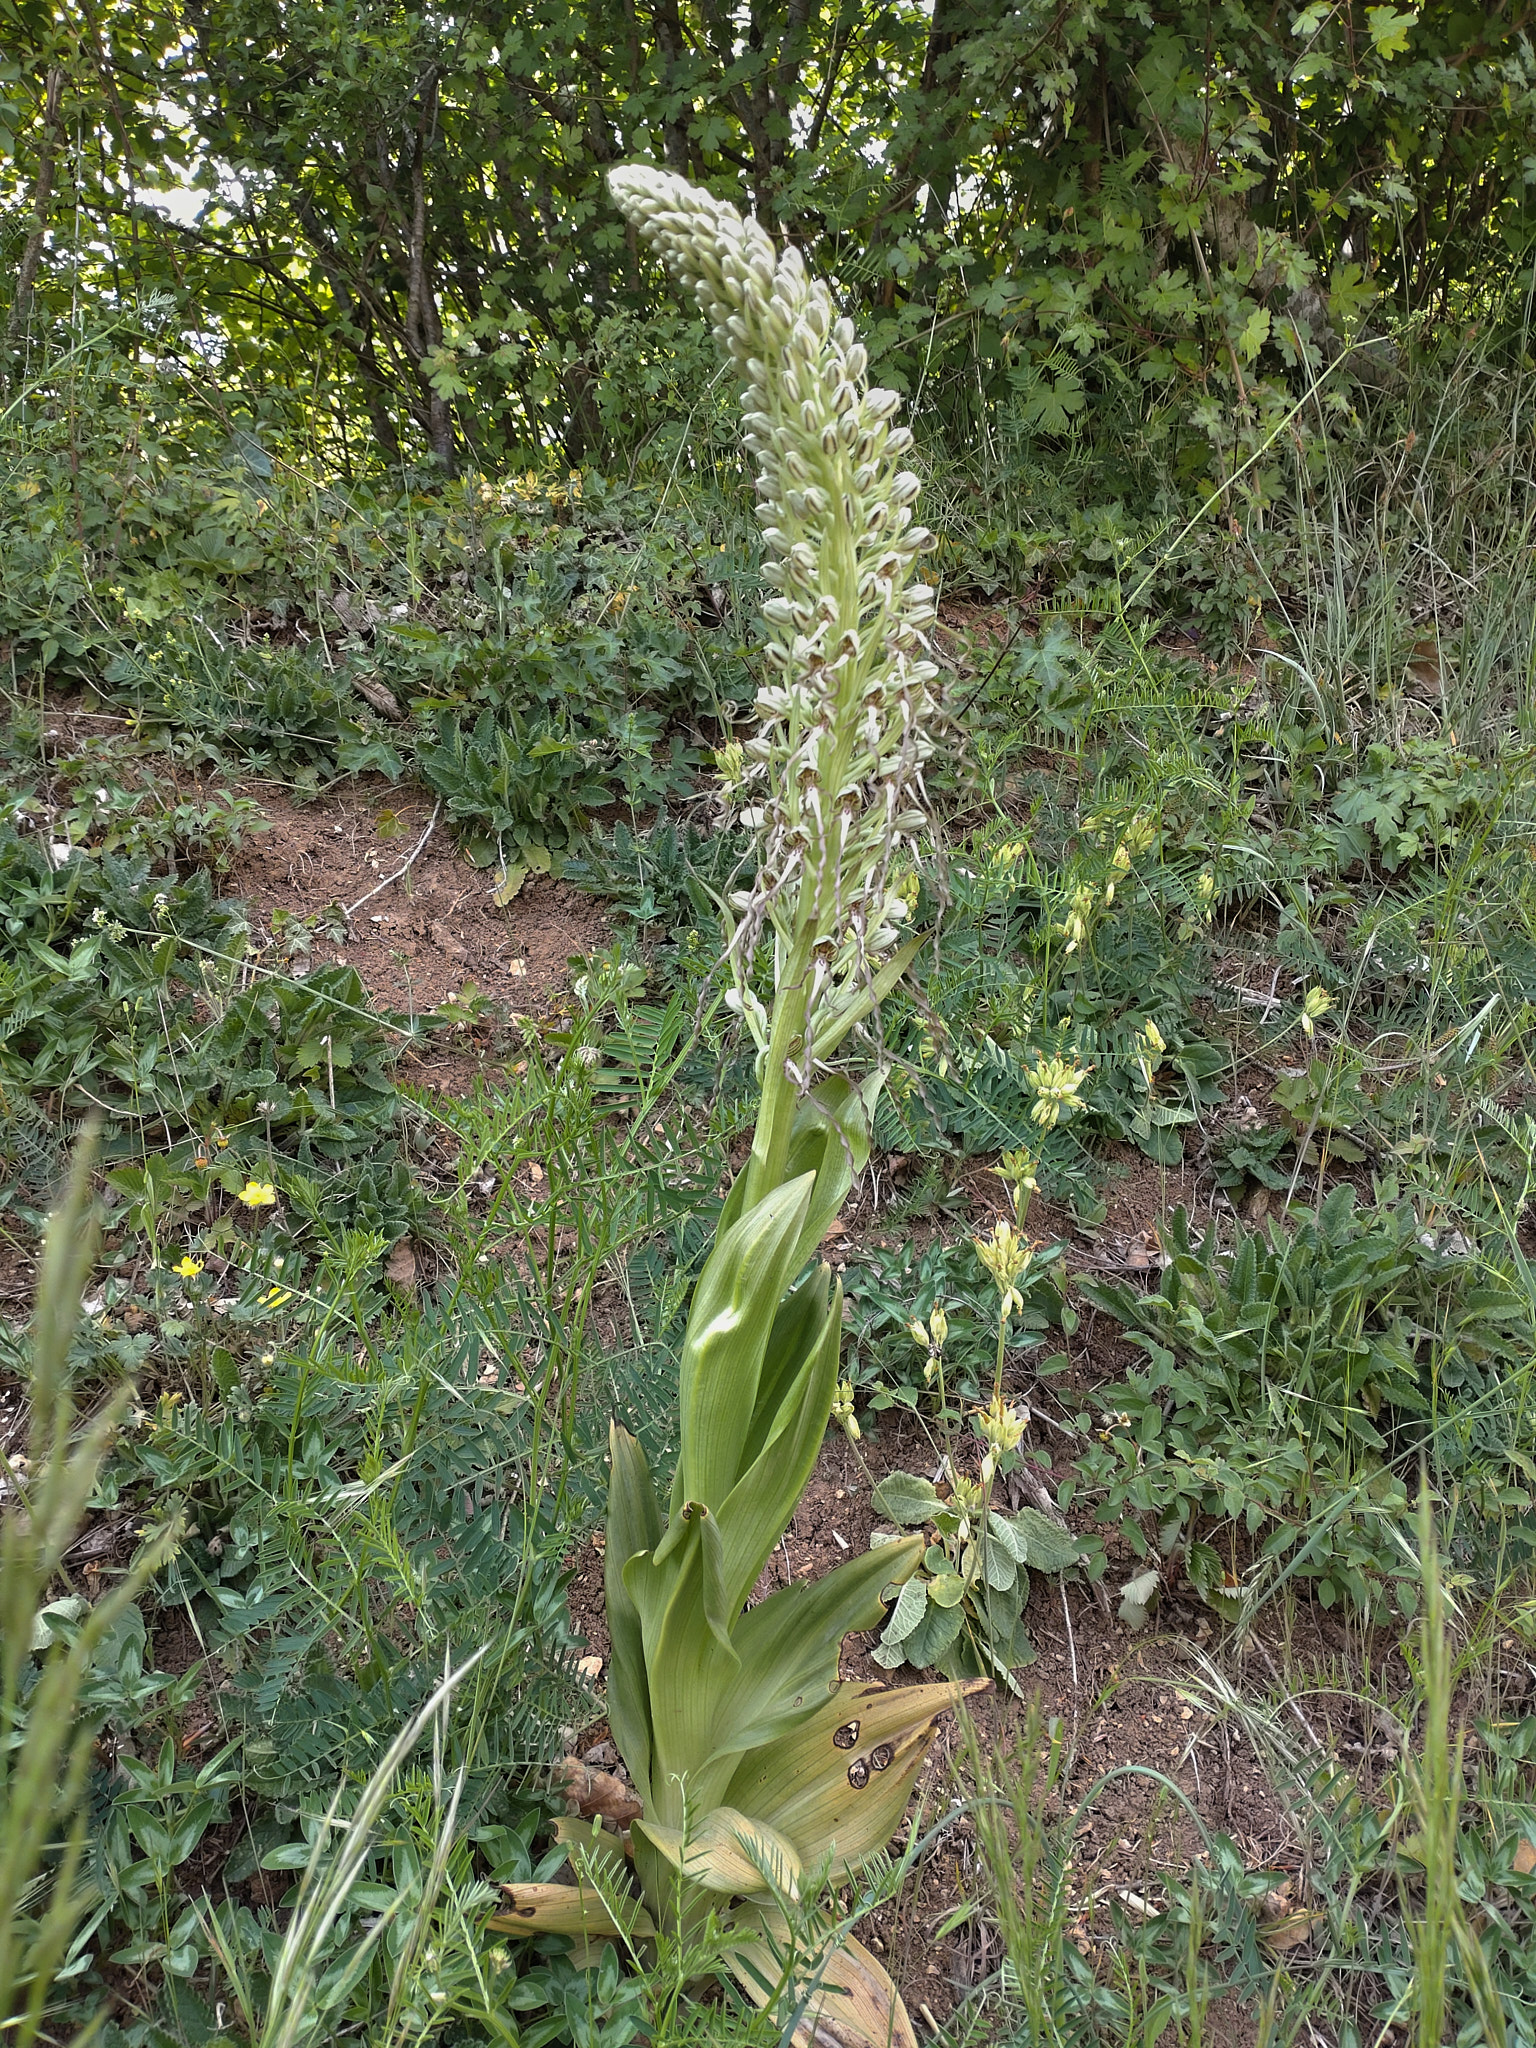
[
  {"x1": 847, "y1": 1757, "x2": 871, "y2": 1789},
  {"x1": 870, "y1": 1742, "x2": 894, "y2": 1771},
  {"x1": 833, "y1": 1719, "x2": 860, "y2": 1750}
]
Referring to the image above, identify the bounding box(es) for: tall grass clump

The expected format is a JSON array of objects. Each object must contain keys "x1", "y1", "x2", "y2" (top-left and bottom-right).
[{"x1": 1, "y1": 1138, "x2": 172, "y2": 2044}]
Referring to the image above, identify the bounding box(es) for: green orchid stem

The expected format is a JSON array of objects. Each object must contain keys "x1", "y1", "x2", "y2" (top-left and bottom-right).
[{"x1": 741, "y1": 929, "x2": 815, "y2": 1212}]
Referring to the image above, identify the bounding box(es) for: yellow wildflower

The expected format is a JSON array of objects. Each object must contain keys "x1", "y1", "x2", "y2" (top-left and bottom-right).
[
  {"x1": 1023, "y1": 1053, "x2": 1091, "y2": 1130},
  {"x1": 831, "y1": 1380, "x2": 860, "y2": 1443},
  {"x1": 974, "y1": 1218, "x2": 1032, "y2": 1317},
  {"x1": 1300, "y1": 986, "x2": 1333, "y2": 1037}
]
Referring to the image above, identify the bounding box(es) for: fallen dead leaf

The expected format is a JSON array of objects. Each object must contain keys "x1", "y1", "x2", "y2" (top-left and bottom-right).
[
  {"x1": 1260, "y1": 1909, "x2": 1326, "y2": 1952},
  {"x1": 1513, "y1": 1836, "x2": 1536, "y2": 1876},
  {"x1": 384, "y1": 1239, "x2": 417, "y2": 1288},
  {"x1": 1123, "y1": 1228, "x2": 1169, "y2": 1272},
  {"x1": 354, "y1": 676, "x2": 404, "y2": 720},
  {"x1": 555, "y1": 1755, "x2": 642, "y2": 1826}
]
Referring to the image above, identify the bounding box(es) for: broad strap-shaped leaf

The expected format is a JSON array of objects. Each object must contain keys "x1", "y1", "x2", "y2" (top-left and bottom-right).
[
  {"x1": 724, "y1": 1679, "x2": 986, "y2": 1880},
  {"x1": 698, "y1": 1500, "x2": 735, "y2": 1657},
  {"x1": 699, "y1": 1538, "x2": 924, "y2": 1769},
  {"x1": 713, "y1": 1277, "x2": 842, "y2": 1615},
  {"x1": 606, "y1": 1422, "x2": 662, "y2": 1807},
  {"x1": 487, "y1": 1882, "x2": 655, "y2": 1941},
  {"x1": 551, "y1": 1816, "x2": 630, "y2": 1881},
  {"x1": 634, "y1": 1806, "x2": 803, "y2": 1902},
  {"x1": 726, "y1": 1911, "x2": 919, "y2": 2048},
  {"x1": 624, "y1": 1512, "x2": 747, "y2": 1825},
  {"x1": 716, "y1": 1077, "x2": 873, "y2": 1262},
  {"x1": 677, "y1": 1172, "x2": 816, "y2": 1510},
  {"x1": 737, "y1": 1269, "x2": 833, "y2": 1476},
  {"x1": 778, "y1": 1076, "x2": 874, "y2": 1275}
]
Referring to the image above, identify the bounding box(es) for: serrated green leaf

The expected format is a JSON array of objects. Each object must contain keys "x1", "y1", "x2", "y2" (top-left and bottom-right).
[
  {"x1": 1365, "y1": 3, "x2": 1417, "y2": 56},
  {"x1": 882, "y1": 1575, "x2": 929, "y2": 1644},
  {"x1": 1008, "y1": 1507, "x2": 1082, "y2": 1573},
  {"x1": 1119, "y1": 1568, "x2": 1161, "y2": 1631},
  {"x1": 872, "y1": 1472, "x2": 942, "y2": 1526},
  {"x1": 983, "y1": 1539, "x2": 1018, "y2": 1591}
]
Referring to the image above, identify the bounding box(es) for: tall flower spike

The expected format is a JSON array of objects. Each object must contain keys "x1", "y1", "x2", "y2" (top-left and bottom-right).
[{"x1": 608, "y1": 168, "x2": 942, "y2": 1103}]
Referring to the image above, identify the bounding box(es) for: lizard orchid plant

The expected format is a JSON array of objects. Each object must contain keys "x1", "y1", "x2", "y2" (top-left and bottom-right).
[{"x1": 490, "y1": 168, "x2": 980, "y2": 2047}]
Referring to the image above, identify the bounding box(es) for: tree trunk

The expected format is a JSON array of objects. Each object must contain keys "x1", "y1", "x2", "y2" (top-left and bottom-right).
[{"x1": 5, "y1": 66, "x2": 65, "y2": 373}]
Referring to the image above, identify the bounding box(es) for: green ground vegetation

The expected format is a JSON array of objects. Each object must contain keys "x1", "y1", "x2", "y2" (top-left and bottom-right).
[{"x1": 5, "y1": 6, "x2": 1536, "y2": 2043}]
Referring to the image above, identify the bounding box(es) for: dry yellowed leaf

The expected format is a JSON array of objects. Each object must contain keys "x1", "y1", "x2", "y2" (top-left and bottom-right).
[
  {"x1": 1513, "y1": 1835, "x2": 1536, "y2": 1876},
  {"x1": 1260, "y1": 1909, "x2": 1325, "y2": 1953},
  {"x1": 556, "y1": 1756, "x2": 643, "y2": 1826}
]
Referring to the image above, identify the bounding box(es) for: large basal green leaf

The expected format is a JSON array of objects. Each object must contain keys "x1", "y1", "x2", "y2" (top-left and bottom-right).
[
  {"x1": 723, "y1": 1678, "x2": 985, "y2": 1878},
  {"x1": 624, "y1": 1514, "x2": 746, "y2": 1823},
  {"x1": 698, "y1": 1538, "x2": 923, "y2": 1768},
  {"x1": 634, "y1": 1806, "x2": 802, "y2": 1902},
  {"x1": 605, "y1": 1422, "x2": 662, "y2": 1807},
  {"x1": 715, "y1": 1075, "x2": 873, "y2": 1270},
  {"x1": 713, "y1": 1279, "x2": 841, "y2": 1615},
  {"x1": 488, "y1": 1883, "x2": 654, "y2": 1942},
  {"x1": 734, "y1": 1270, "x2": 834, "y2": 1475},
  {"x1": 727, "y1": 1913, "x2": 920, "y2": 2048},
  {"x1": 676, "y1": 1173, "x2": 815, "y2": 1510}
]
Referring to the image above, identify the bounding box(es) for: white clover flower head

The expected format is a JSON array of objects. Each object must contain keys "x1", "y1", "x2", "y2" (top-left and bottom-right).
[{"x1": 608, "y1": 166, "x2": 944, "y2": 1076}]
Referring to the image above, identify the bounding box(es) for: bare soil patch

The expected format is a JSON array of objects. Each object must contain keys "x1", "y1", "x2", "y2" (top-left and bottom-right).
[{"x1": 227, "y1": 778, "x2": 608, "y2": 1019}]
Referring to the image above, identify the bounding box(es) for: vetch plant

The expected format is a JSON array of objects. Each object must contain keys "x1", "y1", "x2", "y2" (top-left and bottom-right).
[
  {"x1": 489, "y1": 167, "x2": 978, "y2": 2046},
  {"x1": 868, "y1": 1156, "x2": 1085, "y2": 1689}
]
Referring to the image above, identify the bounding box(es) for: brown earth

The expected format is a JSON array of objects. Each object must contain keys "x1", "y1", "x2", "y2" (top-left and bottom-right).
[{"x1": 227, "y1": 778, "x2": 608, "y2": 1020}]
